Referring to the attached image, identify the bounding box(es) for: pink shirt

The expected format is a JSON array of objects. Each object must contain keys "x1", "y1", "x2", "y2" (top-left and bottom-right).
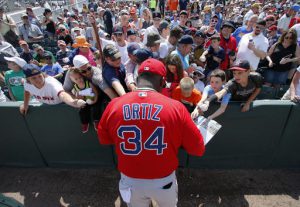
[{"x1": 79, "y1": 49, "x2": 97, "y2": 66}]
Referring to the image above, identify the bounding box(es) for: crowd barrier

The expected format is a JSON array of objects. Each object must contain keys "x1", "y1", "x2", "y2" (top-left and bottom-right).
[{"x1": 0, "y1": 100, "x2": 299, "y2": 169}]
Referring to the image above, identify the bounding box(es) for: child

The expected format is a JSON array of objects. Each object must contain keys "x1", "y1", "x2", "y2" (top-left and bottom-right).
[
  {"x1": 69, "y1": 68, "x2": 99, "y2": 133},
  {"x1": 4, "y1": 57, "x2": 27, "y2": 101},
  {"x1": 192, "y1": 66, "x2": 205, "y2": 92},
  {"x1": 199, "y1": 60, "x2": 262, "y2": 112},
  {"x1": 162, "y1": 53, "x2": 186, "y2": 97},
  {"x1": 40, "y1": 53, "x2": 64, "y2": 81},
  {"x1": 191, "y1": 69, "x2": 231, "y2": 120},
  {"x1": 172, "y1": 77, "x2": 202, "y2": 113},
  {"x1": 199, "y1": 35, "x2": 225, "y2": 77}
]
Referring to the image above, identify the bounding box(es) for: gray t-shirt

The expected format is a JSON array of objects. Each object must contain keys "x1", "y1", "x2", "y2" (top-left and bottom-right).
[
  {"x1": 63, "y1": 66, "x2": 109, "y2": 92},
  {"x1": 224, "y1": 72, "x2": 263, "y2": 102}
]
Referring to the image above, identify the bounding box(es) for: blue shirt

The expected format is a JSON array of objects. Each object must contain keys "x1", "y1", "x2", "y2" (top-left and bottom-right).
[
  {"x1": 214, "y1": 12, "x2": 223, "y2": 32},
  {"x1": 40, "y1": 63, "x2": 64, "y2": 76},
  {"x1": 171, "y1": 49, "x2": 189, "y2": 70},
  {"x1": 203, "y1": 85, "x2": 231, "y2": 105},
  {"x1": 232, "y1": 26, "x2": 253, "y2": 45},
  {"x1": 102, "y1": 62, "x2": 127, "y2": 91}
]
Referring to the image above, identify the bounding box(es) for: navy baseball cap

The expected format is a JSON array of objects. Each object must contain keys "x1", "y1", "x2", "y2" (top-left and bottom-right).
[
  {"x1": 195, "y1": 30, "x2": 206, "y2": 38},
  {"x1": 178, "y1": 35, "x2": 194, "y2": 44},
  {"x1": 133, "y1": 48, "x2": 153, "y2": 64},
  {"x1": 221, "y1": 21, "x2": 235, "y2": 31},
  {"x1": 23, "y1": 64, "x2": 42, "y2": 78},
  {"x1": 230, "y1": 60, "x2": 251, "y2": 71},
  {"x1": 127, "y1": 29, "x2": 137, "y2": 36},
  {"x1": 127, "y1": 42, "x2": 141, "y2": 55},
  {"x1": 113, "y1": 26, "x2": 123, "y2": 34},
  {"x1": 152, "y1": 11, "x2": 161, "y2": 19}
]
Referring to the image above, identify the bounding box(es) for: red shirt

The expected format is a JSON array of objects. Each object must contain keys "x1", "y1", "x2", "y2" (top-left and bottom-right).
[
  {"x1": 98, "y1": 89, "x2": 205, "y2": 179},
  {"x1": 220, "y1": 35, "x2": 237, "y2": 70}
]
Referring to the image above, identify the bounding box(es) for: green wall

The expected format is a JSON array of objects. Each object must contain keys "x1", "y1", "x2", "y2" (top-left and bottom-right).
[{"x1": 0, "y1": 100, "x2": 299, "y2": 169}]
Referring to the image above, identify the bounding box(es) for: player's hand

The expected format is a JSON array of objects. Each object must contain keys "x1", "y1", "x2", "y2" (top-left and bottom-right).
[
  {"x1": 241, "y1": 102, "x2": 250, "y2": 112},
  {"x1": 199, "y1": 101, "x2": 209, "y2": 112},
  {"x1": 19, "y1": 104, "x2": 28, "y2": 115}
]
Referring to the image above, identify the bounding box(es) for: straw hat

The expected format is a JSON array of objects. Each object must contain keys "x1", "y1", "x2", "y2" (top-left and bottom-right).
[{"x1": 72, "y1": 36, "x2": 91, "y2": 48}]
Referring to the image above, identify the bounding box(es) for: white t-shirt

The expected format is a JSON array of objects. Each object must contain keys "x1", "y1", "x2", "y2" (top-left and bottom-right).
[
  {"x1": 24, "y1": 76, "x2": 64, "y2": 105},
  {"x1": 236, "y1": 33, "x2": 269, "y2": 70},
  {"x1": 243, "y1": 10, "x2": 254, "y2": 25},
  {"x1": 116, "y1": 43, "x2": 129, "y2": 65},
  {"x1": 277, "y1": 14, "x2": 292, "y2": 32},
  {"x1": 291, "y1": 23, "x2": 300, "y2": 42}
]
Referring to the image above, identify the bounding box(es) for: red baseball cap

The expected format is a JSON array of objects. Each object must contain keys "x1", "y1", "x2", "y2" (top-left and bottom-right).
[
  {"x1": 268, "y1": 25, "x2": 277, "y2": 31},
  {"x1": 138, "y1": 58, "x2": 166, "y2": 77}
]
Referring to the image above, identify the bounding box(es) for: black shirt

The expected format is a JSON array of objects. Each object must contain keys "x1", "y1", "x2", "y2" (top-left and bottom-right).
[{"x1": 224, "y1": 72, "x2": 263, "y2": 102}]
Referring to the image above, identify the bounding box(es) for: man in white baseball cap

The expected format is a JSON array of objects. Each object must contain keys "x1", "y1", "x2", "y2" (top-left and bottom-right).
[{"x1": 4, "y1": 57, "x2": 27, "y2": 101}]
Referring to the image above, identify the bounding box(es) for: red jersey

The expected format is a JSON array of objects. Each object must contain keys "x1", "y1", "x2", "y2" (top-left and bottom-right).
[
  {"x1": 98, "y1": 89, "x2": 205, "y2": 179},
  {"x1": 220, "y1": 35, "x2": 237, "y2": 70}
]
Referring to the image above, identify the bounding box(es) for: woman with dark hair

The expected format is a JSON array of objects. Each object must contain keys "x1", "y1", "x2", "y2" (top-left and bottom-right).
[
  {"x1": 162, "y1": 53, "x2": 187, "y2": 97},
  {"x1": 265, "y1": 28, "x2": 300, "y2": 87},
  {"x1": 41, "y1": 8, "x2": 56, "y2": 39}
]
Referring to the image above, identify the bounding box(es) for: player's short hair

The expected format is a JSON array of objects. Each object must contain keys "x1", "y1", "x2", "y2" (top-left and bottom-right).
[
  {"x1": 210, "y1": 69, "x2": 226, "y2": 82},
  {"x1": 180, "y1": 77, "x2": 194, "y2": 91}
]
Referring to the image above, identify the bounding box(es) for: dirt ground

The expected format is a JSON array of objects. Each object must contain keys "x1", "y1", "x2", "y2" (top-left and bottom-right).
[{"x1": 0, "y1": 168, "x2": 300, "y2": 207}]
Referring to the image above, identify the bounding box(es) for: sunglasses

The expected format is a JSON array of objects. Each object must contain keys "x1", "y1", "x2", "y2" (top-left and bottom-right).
[
  {"x1": 114, "y1": 33, "x2": 123, "y2": 36},
  {"x1": 211, "y1": 19, "x2": 218, "y2": 23},
  {"x1": 285, "y1": 36, "x2": 293, "y2": 40},
  {"x1": 45, "y1": 57, "x2": 52, "y2": 60},
  {"x1": 266, "y1": 19, "x2": 274, "y2": 22},
  {"x1": 255, "y1": 26, "x2": 263, "y2": 30},
  {"x1": 79, "y1": 66, "x2": 92, "y2": 74}
]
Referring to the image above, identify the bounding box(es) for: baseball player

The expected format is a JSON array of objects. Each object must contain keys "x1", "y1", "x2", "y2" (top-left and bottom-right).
[{"x1": 98, "y1": 58, "x2": 205, "y2": 207}]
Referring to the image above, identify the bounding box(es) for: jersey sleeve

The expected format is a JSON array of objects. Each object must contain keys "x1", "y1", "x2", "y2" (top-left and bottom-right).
[
  {"x1": 180, "y1": 105, "x2": 205, "y2": 156},
  {"x1": 98, "y1": 101, "x2": 115, "y2": 145}
]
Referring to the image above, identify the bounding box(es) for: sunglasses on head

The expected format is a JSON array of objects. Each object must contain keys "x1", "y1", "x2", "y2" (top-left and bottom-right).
[{"x1": 79, "y1": 66, "x2": 92, "y2": 74}]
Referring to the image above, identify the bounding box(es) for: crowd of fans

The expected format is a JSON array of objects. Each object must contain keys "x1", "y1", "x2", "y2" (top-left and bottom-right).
[{"x1": 0, "y1": 0, "x2": 300, "y2": 133}]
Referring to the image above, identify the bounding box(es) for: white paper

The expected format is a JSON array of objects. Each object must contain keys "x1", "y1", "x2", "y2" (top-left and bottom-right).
[
  {"x1": 194, "y1": 116, "x2": 222, "y2": 145},
  {"x1": 78, "y1": 88, "x2": 95, "y2": 97}
]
